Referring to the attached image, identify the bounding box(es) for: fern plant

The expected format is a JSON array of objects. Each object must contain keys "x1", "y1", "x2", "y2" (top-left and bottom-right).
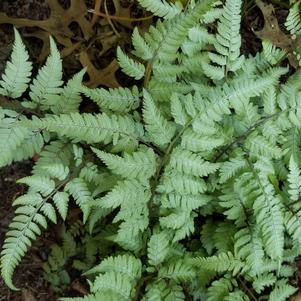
[{"x1": 1, "y1": 0, "x2": 301, "y2": 300}]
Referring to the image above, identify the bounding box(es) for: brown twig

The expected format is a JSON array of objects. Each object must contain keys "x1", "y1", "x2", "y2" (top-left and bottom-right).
[
  {"x1": 238, "y1": 276, "x2": 259, "y2": 301},
  {"x1": 103, "y1": 0, "x2": 120, "y2": 37},
  {"x1": 88, "y1": 9, "x2": 153, "y2": 22},
  {"x1": 91, "y1": 0, "x2": 103, "y2": 26},
  {"x1": 133, "y1": 274, "x2": 155, "y2": 301}
]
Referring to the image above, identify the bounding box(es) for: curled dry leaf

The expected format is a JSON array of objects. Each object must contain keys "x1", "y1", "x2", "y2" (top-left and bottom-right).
[
  {"x1": 290, "y1": 293, "x2": 301, "y2": 301},
  {"x1": 254, "y1": 0, "x2": 299, "y2": 68},
  {"x1": 79, "y1": 51, "x2": 119, "y2": 88},
  {"x1": 0, "y1": 0, "x2": 93, "y2": 40}
]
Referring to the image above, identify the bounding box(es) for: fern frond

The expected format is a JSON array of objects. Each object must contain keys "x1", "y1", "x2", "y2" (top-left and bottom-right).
[
  {"x1": 148, "y1": 80, "x2": 192, "y2": 102},
  {"x1": 0, "y1": 192, "x2": 50, "y2": 290},
  {"x1": 20, "y1": 113, "x2": 144, "y2": 146},
  {"x1": 224, "y1": 290, "x2": 250, "y2": 301},
  {"x1": 268, "y1": 279, "x2": 297, "y2": 301},
  {"x1": 219, "y1": 189, "x2": 248, "y2": 226},
  {"x1": 0, "y1": 112, "x2": 44, "y2": 168},
  {"x1": 252, "y1": 273, "x2": 277, "y2": 293},
  {"x1": 207, "y1": 276, "x2": 235, "y2": 301},
  {"x1": 210, "y1": 0, "x2": 243, "y2": 75},
  {"x1": 17, "y1": 175, "x2": 55, "y2": 196},
  {"x1": 192, "y1": 252, "x2": 243, "y2": 275},
  {"x1": 40, "y1": 202, "x2": 57, "y2": 223},
  {"x1": 131, "y1": 28, "x2": 153, "y2": 60},
  {"x1": 157, "y1": 170, "x2": 207, "y2": 195},
  {"x1": 227, "y1": 68, "x2": 287, "y2": 103},
  {"x1": 283, "y1": 127, "x2": 301, "y2": 165},
  {"x1": 143, "y1": 280, "x2": 171, "y2": 301},
  {"x1": 148, "y1": 232, "x2": 170, "y2": 266},
  {"x1": 82, "y1": 86, "x2": 140, "y2": 113},
  {"x1": 53, "y1": 69, "x2": 85, "y2": 114},
  {"x1": 91, "y1": 271, "x2": 133, "y2": 300},
  {"x1": 181, "y1": 128, "x2": 225, "y2": 152},
  {"x1": 29, "y1": 36, "x2": 63, "y2": 108},
  {"x1": 253, "y1": 174, "x2": 284, "y2": 259},
  {"x1": 96, "y1": 179, "x2": 149, "y2": 209},
  {"x1": 117, "y1": 47, "x2": 145, "y2": 80},
  {"x1": 170, "y1": 147, "x2": 220, "y2": 177},
  {"x1": 0, "y1": 28, "x2": 32, "y2": 98},
  {"x1": 246, "y1": 134, "x2": 282, "y2": 159},
  {"x1": 137, "y1": 0, "x2": 182, "y2": 19},
  {"x1": 85, "y1": 255, "x2": 142, "y2": 281},
  {"x1": 171, "y1": 212, "x2": 196, "y2": 242},
  {"x1": 143, "y1": 90, "x2": 176, "y2": 147},
  {"x1": 53, "y1": 192, "x2": 69, "y2": 220},
  {"x1": 285, "y1": 1, "x2": 301, "y2": 38},
  {"x1": 288, "y1": 155, "x2": 301, "y2": 201},
  {"x1": 161, "y1": 193, "x2": 211, "y2": 210},
  {"x1": 213, "y1": 221, "x2": 237, "y2": 253},
  {"x1": 91, "y1": 146, "x2": 157, "y2": 180},
  {"x1": 262, "y1": 40, "x2": 286, "y2": 65},
  {"x1": 201, "y1": 220, "x2": 216, "y2": 255},
  {"x1": 135, "y1": 0, "x2": 215, "y2": 63},
  {"x1": 219, "y1": 155, "x2": 247, "y2": 183},
  {"x1": 170, "y1": 93, "x2": 189, "y2": 126},
  {"x1": 65, "y1": 178, "x2": 93, "y2": 222},
  {"x1": 234, "y1": 227, "x2": 264, "y2": 275},
  {"x1": 158, "y1": 260, "x2": 195, "y2": 282}
]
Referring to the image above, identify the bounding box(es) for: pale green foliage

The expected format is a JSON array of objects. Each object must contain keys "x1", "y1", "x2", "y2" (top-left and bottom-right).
[
  {"x1": 0, "y1": 111, "x2": 44, "y2": 167},
  {"x1": 91, "y1": 146, "x2": 157, "y2": 180},
  {"x1": 1, "y1": 1, "x2": 301, "y2": 301},
  {"x1": 288, "y1": 156, "x2": 301, "y2": 201},
  {"x1": 262, "y1": 40, "x2": 286, "y2": 65},
  {"x1": 285, "y1": 1, "x2": 301, "y2": 39},
  {"x1": 143, "y1": 89, "x2": 176, "y2": 147},
  {"x1": 203, "y1": 0, "x2": 244, "y2": 79},
  {"x1": 268, "y1": 279, "x2": 297, "y2": 301},
  {"x1": 117, "y1": 47, "x2": 145, "y2": 80},
  {"x1": 21, "y1": 112, "x2": 144, "y2": 148},
  {"x1": 137, "y1": 0, "x2": 182, "y2": 19},
  {"x1": 147, "y1": 232, "x2": 170, "y2": 266},
  {"x1": 82, "y1": 85, "x2": 140, "y2": 112},
  {"x1": 0, "y1": 29, "x2": 32, "y2": 98},
  {"x1": 29, "y1": 36, "x2": 63, "y2": 109}
]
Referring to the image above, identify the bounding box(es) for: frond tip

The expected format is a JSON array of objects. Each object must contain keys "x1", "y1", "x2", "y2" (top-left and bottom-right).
[
  {"x1": 117, "y1": 47, "x2": 145, "y2": 80},
  {"x1": 137, "y1": 0, "x2": 182, "y2": 19},
  {"x1": 0, "y1": 28, "x2": 32, "y2": 98}
]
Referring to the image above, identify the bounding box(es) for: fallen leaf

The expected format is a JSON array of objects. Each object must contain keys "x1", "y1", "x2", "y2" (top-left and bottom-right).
[
  {"x1": 290, "y1": 293, "x2": 301, "y2": 301},
  {"x1": 254, "y1": 0, "x2": 299, "y2": 67},
  {"x1": 22, "y1": 289, "x2": 36, "y2": 301},
  {"x1": 79, "y1": 51, "x2": 119, "y2": 88}
]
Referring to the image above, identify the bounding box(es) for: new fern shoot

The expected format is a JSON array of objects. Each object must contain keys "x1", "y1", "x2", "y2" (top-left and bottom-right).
[{"x1": 1, "y1": 0, "x2": 301, "y2": 300}]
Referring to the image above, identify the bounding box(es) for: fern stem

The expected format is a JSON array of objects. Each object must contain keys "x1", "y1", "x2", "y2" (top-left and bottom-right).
[
  {"x1": 0, "y1": 97, "x2": 43, "y2": 117},
  {"x1": 148, "y1": 119, "x2": 193, "y2": 210},
  {"x1": 213, "y1": 117, "x2": 272, "y2": 161},
  {"x1": 133, "y1": 273, "x2": 155, "y2": 301},
  {"x1": 143, "y1": 60, "x2": 155, "y2": 88},
  {"x1": 213, "y1": 106, "x2": 294, "y2": 162},
  {"x1": 104, "y1": 0, "x2": 120, "y2": 38},
  {"x1": 238, "y1": 276, "x2": 259, "y2": 301}
]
